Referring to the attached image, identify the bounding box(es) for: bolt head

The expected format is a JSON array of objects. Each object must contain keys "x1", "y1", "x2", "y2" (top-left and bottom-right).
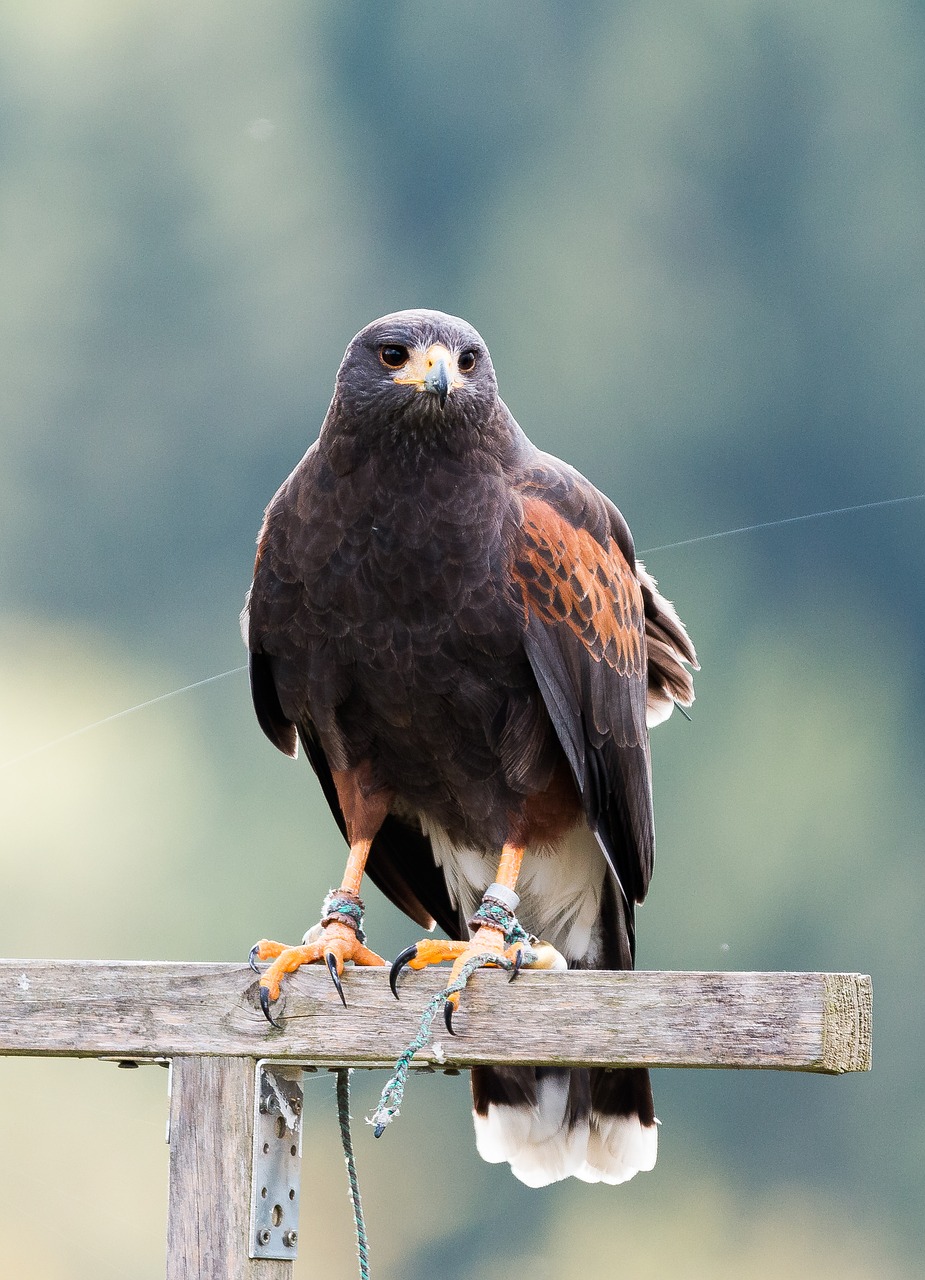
[
  {"x1": 282, "y1": 1229, "x2": 298, "y2": 1247},
  {"x1": 257, "y1": 1228, "x2": 271, "y2": 1245}
]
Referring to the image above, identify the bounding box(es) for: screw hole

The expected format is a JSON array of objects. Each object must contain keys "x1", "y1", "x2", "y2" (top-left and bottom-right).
[
  {"x1": 290, "y1": 1143, "x2": 297, "y2": 1156},
  {"x1": 275, "y1": 1115, "x2": 286, "y2": 1138},
  {"x1": 289, "y1": 1188, "x2": 295, "y2": 1200},
  {"x1": 260, "y1": 1186, "x2": 268, "y2": 1199},
  {"x1": 271, "y1": 1204, "x2": 283, "y2": 1227}
]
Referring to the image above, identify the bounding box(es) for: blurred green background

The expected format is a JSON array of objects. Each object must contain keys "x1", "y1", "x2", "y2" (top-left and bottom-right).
[{"x1": 1, "y1": 1, "x2": 923, "y2": 1275}]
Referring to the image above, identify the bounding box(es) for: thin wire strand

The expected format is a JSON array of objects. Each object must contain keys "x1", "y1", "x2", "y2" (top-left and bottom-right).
[
  {"x1": 639, "y1": 491, "x2": 925, "y2": 555},
  {"x1": 0, "y1": 665, "x2": 247, "y2": 772},
  {"x1": 4, "y1": 491, "x2": 923, "y2": 771}
]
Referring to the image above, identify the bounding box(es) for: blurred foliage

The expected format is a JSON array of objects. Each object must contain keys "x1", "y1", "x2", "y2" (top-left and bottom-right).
[{"x1": 1, "y1": 0, "x2": 923, "y2": 1275}]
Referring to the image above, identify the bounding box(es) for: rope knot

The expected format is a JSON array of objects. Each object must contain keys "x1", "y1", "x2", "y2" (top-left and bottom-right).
[
  {"x1": 322, "y1": 890, "x2": 367, "y2": 943},
  {"x1": 467, "y1": 894, "x2": 534, "y2": 950}
]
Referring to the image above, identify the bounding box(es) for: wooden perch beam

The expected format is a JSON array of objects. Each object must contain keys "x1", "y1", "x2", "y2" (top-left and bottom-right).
[{"x1": 0, "y1": 961, "x2": 871, "y2": 1073}]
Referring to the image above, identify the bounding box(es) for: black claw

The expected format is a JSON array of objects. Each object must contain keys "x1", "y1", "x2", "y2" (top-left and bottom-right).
[
  {"x1": 259, "y1": 985, "x2": 281, "y2": 1028},
  {"x1": 444, "y1": 1000, "x2": 457, "y2": 1036},
  {"x1": 249, "y1": 945, "x2": 262, "y2": 974},
  {"x1": 389, "y1": 944, "x2": 419, "y2": 999},
  {"x1": 508, "y1": 948, "x2": 524, "y2": 983},
  {"x1": 326, "y1": 950, "x2": 347, "y2": 1006}
]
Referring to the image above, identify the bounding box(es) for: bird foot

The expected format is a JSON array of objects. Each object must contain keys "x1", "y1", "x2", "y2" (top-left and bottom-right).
[
  {"x1": 250, "y1": 920, "x2": 385, "y2": 1025},
  {"x1": 389, "y1": 926, "x2": 534, "y2": 1034}
]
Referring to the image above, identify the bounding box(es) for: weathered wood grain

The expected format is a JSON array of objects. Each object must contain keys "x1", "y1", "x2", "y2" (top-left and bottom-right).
[
  {"x1": 0, "y1": 961, "x2": 872, "y2": 1073},
  {"x1": 166, "y1": 1056, "x2": 291, "y2": 1280}
]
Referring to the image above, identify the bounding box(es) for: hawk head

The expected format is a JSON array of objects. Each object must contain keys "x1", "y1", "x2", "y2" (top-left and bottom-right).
[{"x1": 327, "y1": 310, "x2": 501, "y2": 447}]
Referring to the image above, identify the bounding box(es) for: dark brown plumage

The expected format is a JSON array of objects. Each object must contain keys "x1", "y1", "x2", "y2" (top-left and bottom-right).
[{"x1": 244, "y1": 309, "x2": 697, "y2": 1185}]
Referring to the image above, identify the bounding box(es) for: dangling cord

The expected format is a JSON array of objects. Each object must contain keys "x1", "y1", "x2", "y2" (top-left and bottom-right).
[
  {"x1": 369, "y1": 938, "x2": 535, "y2": 1137},
  {"x1": 335, "y1": 1068, "x2": 371, "y2": 1280}
]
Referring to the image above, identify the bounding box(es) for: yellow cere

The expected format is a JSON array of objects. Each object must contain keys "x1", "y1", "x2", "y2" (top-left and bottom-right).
[{"x1": 392, "y1": 343, "x2": 466, "y2": 392}]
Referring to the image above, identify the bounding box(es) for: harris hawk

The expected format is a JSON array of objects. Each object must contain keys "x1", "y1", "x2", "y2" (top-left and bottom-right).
[{"x1": 244, "y1": 309, "x2": 697, "y2": 1186}]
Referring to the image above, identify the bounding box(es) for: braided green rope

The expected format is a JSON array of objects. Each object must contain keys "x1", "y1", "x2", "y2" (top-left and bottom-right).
[
  {"x1": 338, "y1": 927, "x2": 538, "y2": 1278},
  {"x1": 368, "y1": 948, "x2": 528, "y2": 1137},
  {"x1": 335, "y1": 1068, "x2": 371, "y2": 1280}
]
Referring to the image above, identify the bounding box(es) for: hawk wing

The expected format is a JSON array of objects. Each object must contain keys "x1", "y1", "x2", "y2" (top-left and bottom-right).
[{"x1": 510, "y1": 458, "x2": 667, "y2": 933}]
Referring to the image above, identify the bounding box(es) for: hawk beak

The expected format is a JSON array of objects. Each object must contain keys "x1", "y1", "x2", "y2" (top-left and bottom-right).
[
  {"x1": 424, "y1": 355, "x2": 451, "y2": 409},
  {"x1": 393, "y1": 343, "x2": 459, "y2": 408}
]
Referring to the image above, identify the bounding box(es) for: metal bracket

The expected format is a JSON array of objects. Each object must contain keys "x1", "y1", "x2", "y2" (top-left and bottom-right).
[{"x1": 249, "y1": 1061, "x2": 304, "y2": 1259}]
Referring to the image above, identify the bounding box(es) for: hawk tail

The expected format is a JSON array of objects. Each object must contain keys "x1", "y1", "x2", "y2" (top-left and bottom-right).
[
  {"x1": 468, "y1": 862, "x2": 657, "y2": 1187},
  {"x1": 471, "y1": 1064, "x2": 657, "y2": 1187}
]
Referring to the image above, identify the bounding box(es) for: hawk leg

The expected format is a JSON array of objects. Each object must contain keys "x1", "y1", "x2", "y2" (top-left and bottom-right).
[
  {"x1": 250, "y1": 836, "x2": 385, "y2": 1025},
  {"x1": 389, "y1": 843, "x2": 566, "y2": 1032}
]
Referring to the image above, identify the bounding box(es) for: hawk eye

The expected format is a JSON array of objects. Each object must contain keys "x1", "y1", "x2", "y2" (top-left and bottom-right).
[
  {"x1": 458, "y1": 349, "x2": 477, "y2": 373},
  {"x1": 379, "y1": 344, "x2": 409, "y2": 369}
]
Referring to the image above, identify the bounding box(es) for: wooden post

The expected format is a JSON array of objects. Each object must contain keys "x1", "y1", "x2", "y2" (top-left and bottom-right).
[
  {"x1": 0, "y1": 961, "x2": 872, "y2": 1073},
  {"x1": 0, "y1": 958, "x2": 872, "y2": 1275},
  {"x1": 166, "y1": 1055, "x2": 291, "y2": 1279}
]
